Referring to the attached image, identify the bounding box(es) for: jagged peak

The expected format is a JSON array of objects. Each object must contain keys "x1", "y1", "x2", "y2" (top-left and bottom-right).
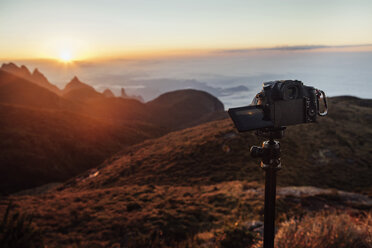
[
  {"x1": 121, "y1": 88, "x2": 127, "y2": 97},
  {"x1": 70, "y1": 76, "x2": 81, "y2": 84},
  {"x1": 32, "y1": 68, "x2": 40, "y2": 75},
  {"x1": 1, "y1": 63, "x2": 32, "y2": 77},
  {"x1": 103, "y1": 88, "x2": 115, "y2": 97},
  {"x1": 20, "y1": 65, "x2": 31, "y2": 75},
  {"x1": 1, "y1": 62, "x2": 21, "y2": 73},
  {"x1": 31, "y1": 68, "x2": 49, "y2": 82},
  {"x1": 1, "y1": 62, "x2": 18, "y2": 70},
  {"x1": 64, "y1": 76, "x2": 84, "y2": 89},
  {"x1": 63, "y1": 76, "x2": 95, "y2": 93}
]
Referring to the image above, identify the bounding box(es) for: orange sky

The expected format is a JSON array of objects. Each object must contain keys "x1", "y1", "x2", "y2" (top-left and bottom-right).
[{"x1": 1, "y1": 0, "x2": 372, "y2": 61}]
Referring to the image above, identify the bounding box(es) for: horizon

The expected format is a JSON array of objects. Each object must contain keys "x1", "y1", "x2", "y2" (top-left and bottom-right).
[
  {"x1": 2, "y1": 46, "x2": 372, "y2": 108},
  {"x1": 1, "y1": 0, "x2": 372, "y2": 107}
]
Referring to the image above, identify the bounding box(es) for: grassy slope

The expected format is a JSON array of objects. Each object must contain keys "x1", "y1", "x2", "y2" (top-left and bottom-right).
[
  {"x1": 0, "y1": 69, "x2": 225, "y2": 193},
  {"x1": 1, "y1": 96, "x2": 371, "y2": 247},
  {"x1": 61, "y1": 96, "x2": 372, "y2": 194},
  {"x1": 0, "y1": 103, "x2": 163, "y2": 193}
]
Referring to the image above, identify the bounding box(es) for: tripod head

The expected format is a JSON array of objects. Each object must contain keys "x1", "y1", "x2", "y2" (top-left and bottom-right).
[{"x1": 250, "y1": 127, "x2": 284, "y2": 170}]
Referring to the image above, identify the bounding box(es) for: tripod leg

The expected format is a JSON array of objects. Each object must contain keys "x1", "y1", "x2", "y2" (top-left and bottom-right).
[{"x1": 263, "y1": 168, "x2": 277, "y2": 248}]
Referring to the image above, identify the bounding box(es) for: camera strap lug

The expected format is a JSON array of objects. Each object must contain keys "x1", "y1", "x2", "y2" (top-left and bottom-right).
[{"x1": 317, "y1": 90, "x2": 328, "y2": 116}]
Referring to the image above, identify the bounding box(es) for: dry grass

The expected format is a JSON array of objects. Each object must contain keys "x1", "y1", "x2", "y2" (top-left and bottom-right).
[
  {"x1": 2, "y1": 182, "x2": 370, "y2": 247},
  {"x1": 59, "y1": 97, "x2": 372, "y2": 197},
  {"x1": 275, "y1": 212, "x2": 372, "y2": 248},
  {"x1": 0, "y1": 96, "x2": 371, "y2": 247}
]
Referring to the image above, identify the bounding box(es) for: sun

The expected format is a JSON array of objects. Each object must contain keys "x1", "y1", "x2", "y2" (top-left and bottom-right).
[{"x1": 59, "y1": 50, "x2": 73, "y2": 62}]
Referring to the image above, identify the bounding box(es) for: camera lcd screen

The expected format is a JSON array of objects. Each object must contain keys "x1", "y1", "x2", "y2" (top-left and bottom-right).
[{"x1": 228, "y1": 105, "x2": 274, "y2": 132}]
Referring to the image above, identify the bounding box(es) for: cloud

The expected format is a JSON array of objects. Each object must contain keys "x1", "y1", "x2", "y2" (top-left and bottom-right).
[{"x1": 216, "y1": 44, "x2": 372, "y2": 53}]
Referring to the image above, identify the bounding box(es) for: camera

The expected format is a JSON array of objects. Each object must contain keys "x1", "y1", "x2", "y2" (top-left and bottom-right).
[{"x1": 228, "y1": 80, "x2": 328, "y2": 132}]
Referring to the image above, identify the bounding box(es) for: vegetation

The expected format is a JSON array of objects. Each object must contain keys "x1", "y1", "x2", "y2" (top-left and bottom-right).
[
  {"x1": 216, "y1": 224, "x2": 258, "y2": 248},
  {"x1": 0, "y1": 67, "x2": 224, "y2": 193},
  {"x1": 59, "y1": 97, "x2": 372, "y2": 196},
  {"x1": 0, "y1": 103, "x2": 161, "y2": 193},
  {"x1": 1, "y1": 66, "x2": 372, "y2": 247},
  {"x1": 275, "y1": 212, "x2": 372, "y2": 248},
  {"x1": 0, "y1": 202, "x2": 44, "y2": 248}
]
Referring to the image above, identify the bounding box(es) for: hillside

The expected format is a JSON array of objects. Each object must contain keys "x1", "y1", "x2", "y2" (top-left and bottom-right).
[
  {"x1": 0, "y1": 64, "x2": 225, "y2": 193},
  {"x1": 0, "y1": 103, "x2": 163, "y2": 193},
  {"x1": 61, "y1": 96, "x2": 372, "y2": 195},
  {"x1": 0, "y1": 96, "x2": 370, "y2": 247},
  {"x1": 1, "y1": 62, "x2": 61, "y2": 95},
  {"x1": 147, "y1": 89, "x2": 226, "y2": 130},
  {"x1": 0, "y1": 70, "x2": 69, "y2": 109}
]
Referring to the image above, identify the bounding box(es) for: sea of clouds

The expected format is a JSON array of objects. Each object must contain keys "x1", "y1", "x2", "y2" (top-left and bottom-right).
[{"x1": 4, "y1": 49, "x2": 372, "y2": 109}]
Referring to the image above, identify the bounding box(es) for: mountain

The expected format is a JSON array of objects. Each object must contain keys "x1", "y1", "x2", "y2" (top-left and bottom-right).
[
  {"x1": 147, "y1": 89, "x2": 225, "y2": 129},
  {"x1": 0, "y1": 69, "x2": 67, "y2": 109},
  {"x1": 0, "y1": 65, "x2": 225, "y2": 193},
  {"x1": 3, "y1": 96, "x2": 371, "y2": 247},
  {"x1": 103, "y1": 88, "x2": 115, "y2": 97},
  {"x1": 61, "y1": 96, "x2": 372, "y2": 194},
  {"x1": 0, "y1": 103, "x2": 162, "y2": 193},
  {"x1": 121, "y1": 87, "x2": 127, "y2": 98},
  {"x1": 62, "y1": 76, "x2": 103, "y2": 100},
  {"x1": 1, "y1": 62, "x2": 61, "y2": 94}
]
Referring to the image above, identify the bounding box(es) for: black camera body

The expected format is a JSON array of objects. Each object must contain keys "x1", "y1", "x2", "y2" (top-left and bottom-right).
[{"x1": 228, "y1": 80, "x2": 327, "y2": 132}]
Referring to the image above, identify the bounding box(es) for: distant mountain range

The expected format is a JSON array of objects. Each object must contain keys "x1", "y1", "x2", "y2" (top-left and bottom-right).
[
  {"x1": 0, "y1": 62, "x2": 147, "y2": 102},
  {"x1": 0, "y1": 63, "x2": 225, "y2": 193},
  {"x1": 1, "y1": 62, "x2": 60, "y2": 95}
]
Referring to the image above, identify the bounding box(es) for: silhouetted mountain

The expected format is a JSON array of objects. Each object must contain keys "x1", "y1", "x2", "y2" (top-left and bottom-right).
[
  {"x1": 0, "y1": 66, "x2": 226, "y2": 193},
  {"x1": 31, "y1": 68, "x2": 61, "y2": 94},
  {"x1": 1, "y1": 63, "x2": 61, "y2": 94},
  {"x1": 103, "y1": 88, "x2": 115, "y2": 97},
  {"x1": 0, "y1": 103, "x2": 162, "y2": 193},
  {"x1": 62, "y1": 76, "x2": 103, "y2": 100},
  {"x1": 0, "y1": 69, "x2": 68, "y2": 109},
  {"x1": 121, "y1": 87, "x2": 127, "y2": 97},
  {"x1": 147, "y1": 89, "x2": 225, "y2": 129}
]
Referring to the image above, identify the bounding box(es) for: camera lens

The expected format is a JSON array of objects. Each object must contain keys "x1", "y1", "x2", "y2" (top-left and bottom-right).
[{"x1": 283, "y1": 85, "x2": 298, "y2": 100}]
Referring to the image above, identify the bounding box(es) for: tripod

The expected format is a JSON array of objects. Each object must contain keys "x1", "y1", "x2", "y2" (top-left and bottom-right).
[{"x1": 250, "y1": 128, "x2": 284, "y2": 248}]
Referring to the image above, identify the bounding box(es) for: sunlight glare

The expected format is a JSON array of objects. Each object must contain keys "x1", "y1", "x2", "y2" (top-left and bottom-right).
[{"x1": 59, "y1": 50, "x2": 72, "y2": 62}]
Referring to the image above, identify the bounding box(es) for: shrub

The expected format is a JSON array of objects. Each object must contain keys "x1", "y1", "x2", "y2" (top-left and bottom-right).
[
  {"x1": 0, "y1": 202, "x2": 44, "y2": 248},
  {"x1": 275, "y1": 212, "x2": 372, "y2": 248},
  {"x1": 217, "y1": 224, "x2": 258, "y2": 248}
]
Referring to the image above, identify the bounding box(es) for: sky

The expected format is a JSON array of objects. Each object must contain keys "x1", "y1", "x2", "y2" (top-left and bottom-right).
[{"x1": 1, "y1": 0, "x2": 372, "y2": 60}]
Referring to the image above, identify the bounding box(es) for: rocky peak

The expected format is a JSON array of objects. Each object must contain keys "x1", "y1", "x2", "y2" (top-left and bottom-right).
[
  {"x1": 120, "y1": 87, "x2": 144, "y2": 102},
  {"x1": 1, "y1": 63, "x2": 31, "y2": 78},
  {"x1": 32, "y1": 68, "x2": 41, "y2": 75},
  {"x1": 19, "y1": 65, "x2": 31, "y2": 77},
  {"x1": 1, "y1": 63, "x2": 61, "y2": 95},
  {"x1": 32, "y1": 68, "x2": 47, "y2": 81},
  {"x1": 1, "y1": 62, "x2": 19, "y2": 72},
  {"x1": 121, "y1": 88, "x2": 127, "y2": 98},
  {"x1": 103, "y1": 88, "x2": 115, "y2": 98},
  {"x1": 70, "y1": 76, "x2": 82, "y2": 84},
  {"x1": 62, "y1": 76, "x2": 100, "y2": 99},
  {"x1": 64, "y1": 76, "x2": 89, "y2": 90}
]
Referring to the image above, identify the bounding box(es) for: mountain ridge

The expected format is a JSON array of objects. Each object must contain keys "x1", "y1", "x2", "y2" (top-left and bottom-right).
[
  {"x1": 0, "y1": 63, "x2": 226, "y2": 193},
  {"x1": 1, "y1": 62, "x2": 61, "y2": 94}
]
